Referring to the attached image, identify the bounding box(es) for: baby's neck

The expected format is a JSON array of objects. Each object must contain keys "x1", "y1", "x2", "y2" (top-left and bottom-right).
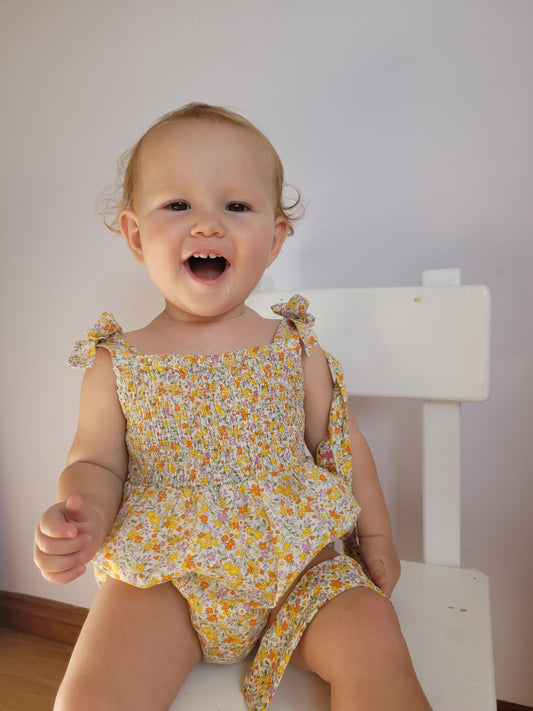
[{"x1": 125, "y1": 306, "x2": 280, "y2": 356}]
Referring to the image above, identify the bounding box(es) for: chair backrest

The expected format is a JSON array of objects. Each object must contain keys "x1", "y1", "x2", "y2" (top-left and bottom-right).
[{"x1": 247, "y1": 269, "x2": 491, "y2": 568}]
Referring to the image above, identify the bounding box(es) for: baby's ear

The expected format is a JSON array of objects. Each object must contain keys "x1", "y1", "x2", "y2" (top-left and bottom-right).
[
  {"x1": 119, "y1": 209, "x2": 144, "y2": 265},
  {"x1": 267, "y1": 216, "x2": 288, "y2": 267}
]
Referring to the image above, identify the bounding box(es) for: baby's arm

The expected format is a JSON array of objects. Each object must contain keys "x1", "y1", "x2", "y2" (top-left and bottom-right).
[
  {"x1": 302, "y1": 346, "x2": 400, "y2": 596},
  {"x1": 34, "y1": 348, "x2": 127, "y2": 584},
  {"x1": 346, "y1": 413, "x2": 400, "y2": 596}
]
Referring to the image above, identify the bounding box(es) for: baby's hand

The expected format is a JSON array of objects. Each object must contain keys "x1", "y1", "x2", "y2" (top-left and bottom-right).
[
  {"x1": 358, "y1": 533, "x2": 401, "y2": 597},
  {"x1": 34, "y1": 495, "x2": 103, "y2": 584}
]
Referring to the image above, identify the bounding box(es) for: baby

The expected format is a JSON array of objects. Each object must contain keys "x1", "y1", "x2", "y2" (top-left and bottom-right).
[{"x1": 34, "y1": 102, "x2": 431, "y2": 710}]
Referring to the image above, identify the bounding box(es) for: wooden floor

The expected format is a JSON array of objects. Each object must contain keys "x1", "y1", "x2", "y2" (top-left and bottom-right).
[
  {"x1": 0, "y1": 624, "x2": 531, "y2": 711},
  {"x1": 0, "y1": 627, "x2": 72, "y2": 711}
]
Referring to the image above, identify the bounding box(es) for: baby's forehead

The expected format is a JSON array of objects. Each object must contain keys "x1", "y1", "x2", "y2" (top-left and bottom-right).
[{"x1": 139, "y1": 119, "x2": 275, "y2": 170}]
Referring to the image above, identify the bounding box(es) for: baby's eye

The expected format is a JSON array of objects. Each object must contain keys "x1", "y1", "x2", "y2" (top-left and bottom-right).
[
  {"x1": 166, "y1": 201, "x2": 190, "y2": 211},
  {"x1": 226, "y1": 202, "x2": 250, "y2": 212}
]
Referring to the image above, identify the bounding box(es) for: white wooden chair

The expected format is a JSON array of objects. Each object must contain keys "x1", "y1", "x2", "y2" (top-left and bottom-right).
[{"x1": 170, "y1": 269, "x2": 496, "y2": 711}]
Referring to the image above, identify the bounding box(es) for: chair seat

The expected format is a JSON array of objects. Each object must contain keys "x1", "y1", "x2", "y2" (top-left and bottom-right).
[
  {"x1": 393, "y1": 561, "x2": 496, "y2": 711},
  {"x1": 170, "y1": 560, "x2": 495, "y2": 711},
  {"x1": 171, "y1": 653, "x2": 330, "y2": 711}
]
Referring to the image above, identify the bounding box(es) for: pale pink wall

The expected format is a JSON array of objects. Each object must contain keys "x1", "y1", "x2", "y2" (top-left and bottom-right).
[{"x1": 1, "y1": 0, "x2": 532, "y2": 703}]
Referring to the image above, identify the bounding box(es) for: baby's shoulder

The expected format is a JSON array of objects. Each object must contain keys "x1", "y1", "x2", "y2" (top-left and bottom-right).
[
  {"x1": 243, "y1": 309, "x2": 282, "y2": 345},
  {"x1": 121, "y1": 325, "x2": 154, "y2": 354}
]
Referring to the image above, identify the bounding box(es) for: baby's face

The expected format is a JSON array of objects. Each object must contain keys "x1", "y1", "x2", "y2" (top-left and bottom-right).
[{"x1": 120, "y1": 119, "x2": 287, "y2": 322}]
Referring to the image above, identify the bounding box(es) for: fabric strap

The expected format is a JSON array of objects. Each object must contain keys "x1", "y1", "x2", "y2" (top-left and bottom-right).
[{"x1": 242, "y1": 554, "x2": 387, "y2": 710}]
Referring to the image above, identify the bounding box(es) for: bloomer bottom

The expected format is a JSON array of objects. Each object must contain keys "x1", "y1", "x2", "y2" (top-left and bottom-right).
[
  {"x1": 242, "y1": 554, "x2": 388, "y2": 711},
  {"x1": 188, "y1": 591, "x2": 271, "y2": 664}
]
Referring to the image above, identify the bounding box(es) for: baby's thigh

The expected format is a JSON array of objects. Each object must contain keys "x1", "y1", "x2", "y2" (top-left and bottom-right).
[{"x1": 55, "y1": 579, "x2": 202, "y2": 711}]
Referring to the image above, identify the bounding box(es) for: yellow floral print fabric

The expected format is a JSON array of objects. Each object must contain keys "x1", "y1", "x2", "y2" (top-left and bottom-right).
[
  {"x1": 244, "y1": 555, "x2": 387, "y2": 710},
  {"x1": 69, "y1": 295, "x2": 381, "y2": 708}
]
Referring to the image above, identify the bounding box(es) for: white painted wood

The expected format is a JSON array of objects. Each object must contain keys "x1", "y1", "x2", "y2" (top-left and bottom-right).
[
  {"x1": 168, "y1": 274, "x2": 495, "y2": 710},
  {"x1": 392, "y1": 562, "x2": 496, "y2": 711},
  {"x1": 421, "y1": 270, "x2": 462, "y2": 567},
  {"x1": 247, "y1": 285, "x2": 491, "y2": 402},
  {"x1": 423, "y1": 402, "x2": 461, "y2": 567},
  {"x1": 171, "y1": 657, "x2": 330, "y2": 711},
  {"x1": 421, "y1": 267, "x2": 462, "y2": 287}
]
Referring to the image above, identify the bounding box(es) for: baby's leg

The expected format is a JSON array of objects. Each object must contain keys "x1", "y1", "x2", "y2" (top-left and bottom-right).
[
  {"x1": 55, "y1": 578, "x2": 202, "y2": 711},
  {"x1": 290, "y1": 586, "x2": 432, "y2": 711}
]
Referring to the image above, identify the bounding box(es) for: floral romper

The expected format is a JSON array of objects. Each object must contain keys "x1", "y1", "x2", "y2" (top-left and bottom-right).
[{"x1": 69, "y1": 295, "x2": 385, "y2": 711}]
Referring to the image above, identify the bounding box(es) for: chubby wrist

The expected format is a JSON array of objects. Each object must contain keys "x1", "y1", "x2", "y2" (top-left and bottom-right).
[
  {"x1": 355, "y1": 505, "x2": 393, "y2": 538},
  {"x1": 343, "y1": 528, "x2": 394, "y2": 556},
  {"x1": 358, "y1": 530, "x2": 394, "y2": 541}
]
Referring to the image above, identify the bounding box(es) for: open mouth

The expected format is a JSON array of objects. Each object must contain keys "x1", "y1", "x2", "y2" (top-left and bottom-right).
[{"x1": 187, "y1": 254, "x2": 228, "y2": 280}]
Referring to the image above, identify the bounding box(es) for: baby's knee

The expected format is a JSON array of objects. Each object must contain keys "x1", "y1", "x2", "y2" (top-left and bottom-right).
[
  {"x1": 355, "y1": 588, "x2": 400, "y2": 634},
  {"x1": 344, "y1": 589, "x2": 403, "y2": 645},
  {"x1": 302, "y1": 588, "x2": 404, "y2": 674},
  {"x1": 336, "y1": 590, "x2": 415, "y2": 679}
]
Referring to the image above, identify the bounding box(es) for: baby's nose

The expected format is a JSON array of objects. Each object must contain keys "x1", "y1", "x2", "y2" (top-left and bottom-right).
[{"x1": 190, "y1": 211, "x2": 225, "y2": 238}]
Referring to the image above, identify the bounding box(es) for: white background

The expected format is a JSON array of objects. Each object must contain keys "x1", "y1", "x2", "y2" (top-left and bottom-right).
[{"x1": 1, "y1": 0, "x2": 532, "y2": 705}]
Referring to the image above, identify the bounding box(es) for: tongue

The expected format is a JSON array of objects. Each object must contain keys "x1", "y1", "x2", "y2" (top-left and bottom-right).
[{"x1": 189, "y1": 256, "x2": 226, "y2": 280}]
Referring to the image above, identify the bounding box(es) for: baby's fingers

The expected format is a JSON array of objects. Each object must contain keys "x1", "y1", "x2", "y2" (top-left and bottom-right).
[
  {"x1": 34, "y1": 526, "x2": 88, "y2": 556},
  {"x1": 38, "y1": 504, "x2": 78, "y2": 540},
  {"x1": 367, "y1": 560, "x2": 388, "y2": 591},
  {"x1": 33, "y1": 544, "x2": 87, "y2": 584},
  {"x1": 38, "y1": 562, "x2": 87, "y2": 585}
]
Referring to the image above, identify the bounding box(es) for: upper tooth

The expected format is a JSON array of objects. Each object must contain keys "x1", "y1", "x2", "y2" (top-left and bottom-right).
[{"x1": 193, "y1": 253, "x2": 219, "y2": 259}]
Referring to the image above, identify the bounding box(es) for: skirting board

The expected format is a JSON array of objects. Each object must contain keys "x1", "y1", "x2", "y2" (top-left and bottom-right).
[{"x1": 0, "y1": 590, "x2": 88, "y2": 645}]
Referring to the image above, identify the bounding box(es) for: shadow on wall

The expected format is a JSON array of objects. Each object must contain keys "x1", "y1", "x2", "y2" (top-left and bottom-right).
[{"x1": 350, "y1": 397, "x2": 423, "y2": 562}]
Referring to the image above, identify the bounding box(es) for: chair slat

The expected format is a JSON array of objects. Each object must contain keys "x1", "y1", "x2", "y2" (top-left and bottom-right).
[{"x1": 248, "y1": 285, "x2": 490, "y2": 402}]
